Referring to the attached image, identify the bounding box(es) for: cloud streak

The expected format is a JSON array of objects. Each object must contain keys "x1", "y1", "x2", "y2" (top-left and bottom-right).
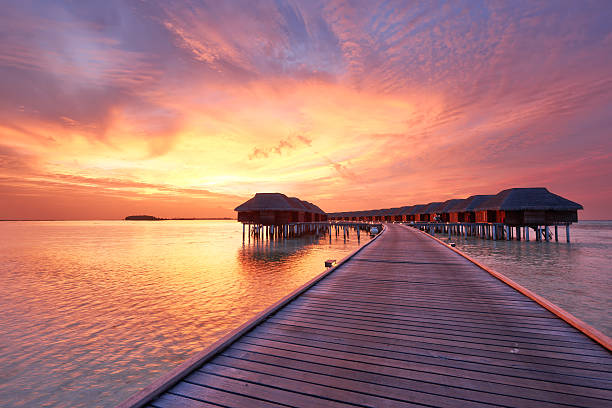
[{"x1": 0, "y1": 0, "x2": 611, "y2": 219}]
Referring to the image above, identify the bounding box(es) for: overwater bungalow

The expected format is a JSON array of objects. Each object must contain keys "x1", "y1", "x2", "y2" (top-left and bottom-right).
[
  {"x1": 446, "y1": 199, "x2": 467, "y2": 222},
  {"x1": 302, "y1": 201, "x2": 327, "y2": 222},
  {"x1": 398, "y1": 205, "x2": 414, "y2": 222},
  {"x1": 383, "y1": 208, "x2": 400, "y2": 223},
  {"x1": 407, "y1": 204, "x2": 426, "y2": 222},
  {"x1": 450, "y1": 195, "x2": 493, "y2": 223},
  {"x1": 417, "y1": 202, "x2": 442, "y2": 222},
  {"x1": 474, "y1": 188, "x2": 582, "y2": 226},
  {"x1": 286, "y1": 197, "x2": 309, "y2": 222},
  {"x1": 388, "y1": 207, "x2": 403, "y2": 222},
  {"x1": 235, "y1": 193, "x2": 326, "y2": 225},
  {"x1": 437, "y1": 199, "x2": 464, "y2": 222}
]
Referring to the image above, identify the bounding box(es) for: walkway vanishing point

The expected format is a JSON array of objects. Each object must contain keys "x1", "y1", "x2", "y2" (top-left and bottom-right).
[{"x1": 120, "y1": 224, "x2": 612, "y2": 408}]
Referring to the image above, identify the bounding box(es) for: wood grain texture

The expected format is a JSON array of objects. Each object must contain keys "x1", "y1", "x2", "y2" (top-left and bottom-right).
[{"x1": 139, "y1": 224, "x2": 612, "y2": 408}]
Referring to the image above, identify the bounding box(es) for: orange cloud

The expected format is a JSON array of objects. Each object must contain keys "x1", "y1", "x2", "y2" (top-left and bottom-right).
[{"x1": 0, "y1": 1, "x2": 611, "y2": 219}]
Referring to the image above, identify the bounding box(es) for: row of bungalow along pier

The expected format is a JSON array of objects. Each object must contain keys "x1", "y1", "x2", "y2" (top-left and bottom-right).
[
  {"x1": 234, "y1": 193, "x2": 378, "y2": 242},
  {"x1": 235, "y1": 188, "x2": 582, "y2": 243},
  {"x1": 327, "y1": 187, "x2": 582, "y2": 242}
]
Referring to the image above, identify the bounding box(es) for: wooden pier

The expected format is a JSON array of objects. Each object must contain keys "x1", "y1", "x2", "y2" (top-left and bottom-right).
[{"x1": 120, "y1": 224, "x2": 612, "y2": 408}]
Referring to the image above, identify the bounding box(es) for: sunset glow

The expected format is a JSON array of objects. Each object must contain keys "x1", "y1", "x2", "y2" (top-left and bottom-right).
[{"x1": 1, "y1": 0, "x2": 611, "y2": 219}]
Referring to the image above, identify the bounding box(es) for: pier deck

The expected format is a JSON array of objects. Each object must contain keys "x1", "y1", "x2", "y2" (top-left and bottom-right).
[{"x1": 130, "y1": 224, "x2": 611, "y2": 408}]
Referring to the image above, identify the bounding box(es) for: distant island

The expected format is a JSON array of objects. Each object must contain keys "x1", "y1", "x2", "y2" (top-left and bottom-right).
[
  {"x1": 125, "y1": 215, "x2": 161, "y2": 220},
  {"x1": 124, "y1": 215, "x2": 234, "y2": 221}
]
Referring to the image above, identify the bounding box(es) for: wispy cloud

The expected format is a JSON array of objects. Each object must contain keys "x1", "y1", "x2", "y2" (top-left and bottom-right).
[{"x1": 0, "y1": 0, "x2": 611, "y2": 218}]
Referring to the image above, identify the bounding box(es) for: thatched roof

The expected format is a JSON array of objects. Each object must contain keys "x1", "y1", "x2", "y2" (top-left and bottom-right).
[
  {"x1": 399, "y1": 205, "x2": 414, "y2": 214},
  {"x1": 421, "y1": 202, "x2": 443, "y2": 214},
  {"x1": 474, "y1": 188, "x2": 583, "y2": 211},
  {"x1": 287, "y1": 197, "x2": 309, "y2": 211},
  {"x1": 235, "y1": 193, "x2": 327, "y2": 213},
  {"x1": 303, "y1": 201, "x2": 326, "y2": 214},
  {"x1": 438, "y1": 199, "x2": 464, "y2": 213},
  {"x1": 234, "y1": 193, "x2": 295, "y2": 212},
  {"x1": 386, "y1": 207, "x2": 403, "y2": 216},
  {"x1": 408, "y1": 204, "x2": 427, "y2": 215},
  {"x1": 445, "y1": 199, "x2": 468, "y2": 212},
  {"x1": 447, "y1": 195, "x2": 494, "y2": 212}
]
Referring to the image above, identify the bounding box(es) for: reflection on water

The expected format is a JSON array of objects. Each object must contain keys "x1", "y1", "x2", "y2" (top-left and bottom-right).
[
  {"x1": 0, "y1": 221, "x2": 364, "y2": 408},
  {"x1": 437, "y1": 220, "x2": 612, "y2": 338}
]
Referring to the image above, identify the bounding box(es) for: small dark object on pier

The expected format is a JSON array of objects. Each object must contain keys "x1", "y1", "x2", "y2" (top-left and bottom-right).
[{"x1": 325, "y1": 259, "x2": 336, "y2": 267}]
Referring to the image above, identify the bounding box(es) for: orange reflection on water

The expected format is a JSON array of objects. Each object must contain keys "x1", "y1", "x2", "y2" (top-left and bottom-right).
[{"x1": 0, "y1": 220, "x2": 363, "y2": 407}]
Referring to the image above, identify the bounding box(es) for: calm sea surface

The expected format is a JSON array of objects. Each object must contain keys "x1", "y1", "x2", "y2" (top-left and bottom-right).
[
  {"x1": 0, "y1": 220, "x2": 364, "y2": 408},
  {"x1": 436, "y1": 220, "x2": 612, "y2": 339},
  {"x1": 1, "y1": 220, "x2": 610, "y2": 407}
]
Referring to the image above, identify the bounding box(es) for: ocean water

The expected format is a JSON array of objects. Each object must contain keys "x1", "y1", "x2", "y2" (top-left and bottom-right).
[
  {"x1": 1, "y1": 220, "x2": 610, "y2": 408},
  {"x1": 0, "y1": 220, "x2": 364, "y2": 408},
  {"x1": 435, "y1": 220, "x2": 612, "y2": 339}
]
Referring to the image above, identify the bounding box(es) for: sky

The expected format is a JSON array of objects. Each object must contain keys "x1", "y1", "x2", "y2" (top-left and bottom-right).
[{"x1": 0, "y1": 0, "x2": 611, "y2": 220}]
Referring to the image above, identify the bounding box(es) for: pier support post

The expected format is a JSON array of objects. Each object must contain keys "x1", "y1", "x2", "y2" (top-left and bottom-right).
[
  {"x1": 566, "y1": 224, "x2": 570, "y2": 243},
  {"x1": 545, "y1": 225, "x2": 550, "y2": 242},
  {"x1": 525, "y1": 227, "x2": 529, "y2": 241},
  {"x1": 555, "y1": 225, "x2": 558, "y2": 242}
]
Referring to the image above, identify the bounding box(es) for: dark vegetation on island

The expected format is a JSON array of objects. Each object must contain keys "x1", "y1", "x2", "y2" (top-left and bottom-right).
[{"x1": 124, "y1": 215, "x2": 234, "y2": 221}]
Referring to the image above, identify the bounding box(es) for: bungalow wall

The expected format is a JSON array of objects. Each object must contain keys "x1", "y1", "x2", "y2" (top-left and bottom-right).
[
  {"x1": 462, "y1": 212, "x2": 476, "y2": 223},
  {"x1": 449, "y1": 212, "x2": 461, "y2": 223},
  {"x1": 475, "y1": 210, "x2": 498, "y2": 223},
  {"x1": 238, "y1": 210, "x2": 296, "y2": 225},
  {"x1": 417, "y1": 214, "x2": 430, "y2": 222},
  {"x1": 439, "y1": 213, "x2": 451, "y2": 222},
  {"x1": 289, "y1": 211, "x2": 306, "y2": 223},
  {"x1": 503, "y1": 210, "x2": 578, "y2": 226}
]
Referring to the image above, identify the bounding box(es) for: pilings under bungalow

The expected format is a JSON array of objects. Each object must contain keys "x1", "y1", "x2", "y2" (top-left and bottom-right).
[
  {"x1": 406, "y1": 221, "x2": 573, "y2": 242},
  {"x1": 241, "y1": 221, "x2": 380, "y2": 243}
]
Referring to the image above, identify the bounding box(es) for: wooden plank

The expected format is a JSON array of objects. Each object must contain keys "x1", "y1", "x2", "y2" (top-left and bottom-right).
[
  {"x1": 208, "y1": 355, "x2": 529, "y2": 408},
  {"x1": 255, "y1": 320, "x2": 611, "y2": 372},
  {"x1": 149, "y1": 393, "x2": 221, "y2": 408},
  {"x1": 248, "y1": 324, "x2": 612, "y2": 381},
  {"x1": 125, "y1": 224, "x2": 612, "y2": 408},
  {"x1": 198, "y1": 363, "x2": 423, "y2": 407},
  {"x1": 116, "y1": 224, "x2": 387, "y2": 408},
  {"x1": 280, "y1": 301, "x2": 593, "y2": 340},
  {"x1": 274, "y1": 308, "x2": 603, "y2": 350},
  {"x1": 235, "y1": 337, "x2": 612, "y2": 403},
  {"x1": 212, "y1": 352, "x2": 574, "y2": 408},
  {"x1": 170, "y1": 381, "x2": 288, "y2": 408},
  {"x1": 279, "y1": 302, "x2": 596, "y2": 342},
  {"x1": 406, "y1": 224, "x2": 612, "y2": 352},
  {"x1": 243, "y1": 329, "x2": 612, "y2": 388},
  {"x1": 259, "y1": 318, "x2": 609, "y2": 363},
  {"x1": 229, "y1": 342, "x2": 610, "y2": 407},
  {"x1": 183, "y1": 371, "x2": 356, "y2": 408}
]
